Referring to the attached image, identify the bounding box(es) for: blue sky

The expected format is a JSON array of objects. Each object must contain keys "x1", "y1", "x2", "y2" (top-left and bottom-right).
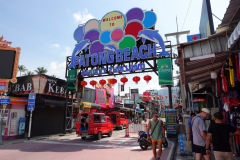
[{"x1": 0, "y1": 0, "x2": 229, "y2": 94}]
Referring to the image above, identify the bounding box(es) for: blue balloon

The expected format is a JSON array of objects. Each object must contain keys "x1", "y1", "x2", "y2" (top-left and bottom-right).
[
  {"x1": 100, "y1": 31, "x2": 111, "y2": 44},
  {"x1": 73, "y1": 26, "x2": 84, "y2": 42},
  {"x1": 143, "y1": 11, "x2": 157, "y2": 28}
]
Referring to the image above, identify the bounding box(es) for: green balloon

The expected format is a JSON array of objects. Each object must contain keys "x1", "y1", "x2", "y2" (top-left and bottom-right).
[{"x1": 119, "y1": 36, "x2": 136, "y2": 52}]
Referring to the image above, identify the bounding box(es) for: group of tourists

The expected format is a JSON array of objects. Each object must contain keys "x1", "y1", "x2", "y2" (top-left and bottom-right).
[{"x1": 189, "y1": 108, "x2": 240, "y2": 160}]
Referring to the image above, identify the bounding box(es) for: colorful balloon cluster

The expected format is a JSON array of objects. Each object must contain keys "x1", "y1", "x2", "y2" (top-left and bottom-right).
[{"x1": 73, "y1": 8, "x2": 157, "y2": 54}]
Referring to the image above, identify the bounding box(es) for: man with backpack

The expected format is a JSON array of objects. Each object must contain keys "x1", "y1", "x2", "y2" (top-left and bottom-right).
[{"x1": 147, "y1": 112, "x2": 166, "y2": 160}]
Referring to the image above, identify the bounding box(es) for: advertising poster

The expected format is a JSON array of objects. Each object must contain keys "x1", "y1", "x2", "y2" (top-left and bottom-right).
[
  {"x1": 158, "y1": 58, "x2": 173, "y2": 85},
  {"x1": 131, "y1": 89, "x2": 139, "y2": 102},
  {"x1": 95, "y1": 86, "x2": 106, "y2": 108},
  {"x1": 67, "y1": 70, "x2": 77, "y2": 91},
  {"x1": 165, "y1": 110, "x2": 177, "y2": 135},
  {"x1": 18, "y1": 118, "x2": 26, "y2": 134},
  {"x1": 10, "y1": 112, "x2": 17, "y2": 135}
]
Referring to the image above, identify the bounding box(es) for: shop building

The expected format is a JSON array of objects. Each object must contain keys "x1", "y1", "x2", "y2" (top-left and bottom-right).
[{"x1": 8, "y1": 74, "x2": 67, "y2": 137}]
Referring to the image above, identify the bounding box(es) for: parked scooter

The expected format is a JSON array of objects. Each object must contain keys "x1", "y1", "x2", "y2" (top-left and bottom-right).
[{"x1": 137, "y1": 131, "x2": 168, "y2": 150}]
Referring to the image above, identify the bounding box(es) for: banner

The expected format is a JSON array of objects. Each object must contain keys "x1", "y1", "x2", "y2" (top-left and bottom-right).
[
  {"x1": 67, "y1": 69, "x2": 77, "y2": 91},
  {"x1": 158, "y1": 58, "x2": 173, "y2": 85}
]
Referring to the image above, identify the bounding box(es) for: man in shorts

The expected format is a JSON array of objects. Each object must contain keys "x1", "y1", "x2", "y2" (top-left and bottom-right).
[
  {"x1": 206, "y1": 112, "x2": 240, "y2": 160},
  {"x1": 192, "y1": 108, "x2": 210, "y2": 160},
  {"x1": 147, "y1": 112, "x2": 166, "y2": 160}
]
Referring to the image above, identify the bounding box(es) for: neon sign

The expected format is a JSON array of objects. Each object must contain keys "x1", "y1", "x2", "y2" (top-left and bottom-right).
[{"x1": 69, "y1": 8, "x2": 170, "y2": 76}]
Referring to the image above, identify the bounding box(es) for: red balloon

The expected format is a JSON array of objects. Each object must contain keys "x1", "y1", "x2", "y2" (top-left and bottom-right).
[
  {"x1": 120, "y1": 77, "x2": 128, "y2": 85},
  {"x1": 80, "y1": 81, "x2": 87, "y2": 87},
  {"x1": 99, "y1": 79, "x2": 106, "y2": 86},
  {"x1": 90, "y1": 80, "x2": 97, "y2": 87},
  {"x1": 133, "y1": 76, "x2": 140, "y2": 84}
]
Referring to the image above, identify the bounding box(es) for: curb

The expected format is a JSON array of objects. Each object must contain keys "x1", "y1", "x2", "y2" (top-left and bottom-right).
[{"x1": 167, "y1": 141, "x2": 175, "y2": 160}]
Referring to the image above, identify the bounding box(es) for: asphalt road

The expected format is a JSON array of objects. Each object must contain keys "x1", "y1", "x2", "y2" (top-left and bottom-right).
[{"x1": 0, "y1": 128, "x2": 172, "y2": 160}]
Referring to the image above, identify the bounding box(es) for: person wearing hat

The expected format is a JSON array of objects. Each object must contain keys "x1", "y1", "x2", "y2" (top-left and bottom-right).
[
  {"x1": 147, "y1": 112, "x2": 166, "y2": 160},
  {"x1": 191, "y1": 108, "x2": 211, "y2": 160}
]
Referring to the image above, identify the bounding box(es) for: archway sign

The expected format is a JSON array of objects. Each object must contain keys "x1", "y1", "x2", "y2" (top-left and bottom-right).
[{"x1": 66, "y1": 8, "x2": 172, "y2": 79}]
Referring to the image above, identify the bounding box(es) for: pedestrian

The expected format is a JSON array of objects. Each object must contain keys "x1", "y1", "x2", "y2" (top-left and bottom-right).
[
  {"x1": 147, "y1": 112, "x2": 166, "y2": 160},
  {"x1": 191, "y1": 108, "x2": 211, "y2": 160},
  {"x1": 188, "y1": 112, "x2": 195, "y2": 152},
  {"x1": 206, "y1": 112, "x2": 240, "y2": 160}
]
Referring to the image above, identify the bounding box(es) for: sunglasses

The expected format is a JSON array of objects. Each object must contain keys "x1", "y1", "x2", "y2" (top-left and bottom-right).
[{"x1": 154, "y1": 115, "x2": 159, "y2": 118}]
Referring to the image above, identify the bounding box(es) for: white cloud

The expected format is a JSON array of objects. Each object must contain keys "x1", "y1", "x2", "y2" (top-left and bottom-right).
[
  {"x1": 51, "y1": 43, "x2": 60, "y2": 48},
  {"x1": 73, "y1": 8, "x2": 94, "y2": 24},
  {"x1": 48, "y1": 61, "x2": 66, "y2": 79},
  {"x1": 61, "y1": 46, "x2": 71, "y2": 56}
]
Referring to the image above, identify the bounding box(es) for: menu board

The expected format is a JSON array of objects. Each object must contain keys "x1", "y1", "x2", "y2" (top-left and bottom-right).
[{"x1": 165, "y1": 110, "x2": 177, "y2": 134}]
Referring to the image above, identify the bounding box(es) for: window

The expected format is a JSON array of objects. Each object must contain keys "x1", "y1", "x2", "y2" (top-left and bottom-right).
[
  {"x1": 101, "y1": 115, "x2": 106, "y2": 123},
  {"x1": 89, "y1": 115, "x2": 93, "y2": 121},
  {"x1": 107, "y1": 117, "x2": 112, "y2": 123},
  {"x1": 121, "y1": 115, "x2": 125, "y2": 119},
  {"x1": 94, "y1": 115, "x2": 101, "y2": 123},
  {"x1": 117, "y1": 114, "x2": 120, "y2": 118}
]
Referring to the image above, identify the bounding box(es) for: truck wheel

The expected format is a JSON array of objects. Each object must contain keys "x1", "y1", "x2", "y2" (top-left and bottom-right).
[
  {"x1": 108, "y1": 130, "x2": 112, "y2": 137},
  {"x1": 96, "y1": 132, "x2": 102, "y2": 140},
  {"x1": 82, "y1": 137, "x2": 86, "y2": 140}
]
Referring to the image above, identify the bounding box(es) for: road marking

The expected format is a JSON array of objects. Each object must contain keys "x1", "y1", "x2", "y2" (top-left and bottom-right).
[{"x1": 31, "y1": 140, "x2": 139, "y2": 149}]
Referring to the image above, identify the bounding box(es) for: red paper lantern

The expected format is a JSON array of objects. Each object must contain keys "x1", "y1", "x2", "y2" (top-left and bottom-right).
[
  {"x1": 165, "y1": 96, "x2": 168, "y2": 99},
  {"x1": 110, "y1": 78, "x2": 117, "y2": 85},
  {"x1": 157, "y1": 96, "x2": 160, "y2": 100},
  {"x1": 99, "y1": 79, "x2": 106, "y2": 86},
  {"x1": 173, "y1": 95, "x2": 176, "y2": 98},
  {"x1": 153, "y1": 96, "x2": 155, "y2": 99},
  {"x1": 158, "y1": 104, "x2": 160, "y2": 106},
  {"x1": 120, "y1": 77, "x2": 128, "y2": 85},
  {"x1": 155, "y1": 103, "x2": 157, "y2": 106},
  {"x1": 140, "y1": 96, "x2": 143, "y2": 99},
  {"x1": 80, "y1": 81, "x2": 87, "y2": 88},
  {"x1": 90, "y1": 80, "x2": 97, "y2": 87},
  {"x1": 132, "y1": 76, "x2": 140, "y2": 84},
  {"x1": 149, "y1": 96, "x2": 151, "y2": 99},
  {"x1": 161, "y1": 96, "x2": 164, "y2": 99},
  {"x1": 143, "y1": 75, "x2": 152, "y2": 83}
]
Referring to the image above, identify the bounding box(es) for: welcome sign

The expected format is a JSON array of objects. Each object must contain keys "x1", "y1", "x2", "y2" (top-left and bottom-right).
[{"x1": 69, "y1": 8, "x2": 170, "y2": 77}]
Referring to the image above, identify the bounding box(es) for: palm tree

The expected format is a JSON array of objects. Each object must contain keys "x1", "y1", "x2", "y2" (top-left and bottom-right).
[
  {"x1": 51, "y1": 75, "x2": 57, "y2": 78},
  {"x1": 18, "y1": 65, "x2": 27, "y2": 76},
  {"x1": 24, "y1": 71, "x2": 35, "y2": 76},
  {"x1": 35, "y1": 67, "x2": 48, "y2": 75}
]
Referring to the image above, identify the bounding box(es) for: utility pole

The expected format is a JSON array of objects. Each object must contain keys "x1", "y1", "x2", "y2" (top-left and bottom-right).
[{"x1": 165, "y1": 17, "x2": 190, "y2": 109}]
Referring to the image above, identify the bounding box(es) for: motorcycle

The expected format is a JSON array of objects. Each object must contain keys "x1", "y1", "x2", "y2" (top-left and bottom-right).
[{"x1": 137, "y1": 131, "x2": 168, "y2": 150}]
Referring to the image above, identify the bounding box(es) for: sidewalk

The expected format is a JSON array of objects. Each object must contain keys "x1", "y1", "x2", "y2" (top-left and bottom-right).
[{"x1": 1, "y1": 132, "x2": 76, "y2": 146}]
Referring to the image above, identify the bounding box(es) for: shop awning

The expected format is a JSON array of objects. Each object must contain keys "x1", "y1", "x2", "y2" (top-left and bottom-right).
[
  {"x1": 178, "y1": 32, "x2": 230, "y2": 85},
  {"x1": 228, "y1": 21, "x2": 240, "y2": 51}
]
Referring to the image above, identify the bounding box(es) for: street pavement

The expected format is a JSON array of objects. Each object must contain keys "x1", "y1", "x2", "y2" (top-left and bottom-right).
[{"x1": 0, "y1": 129, "x2": 174, "y2": 160}]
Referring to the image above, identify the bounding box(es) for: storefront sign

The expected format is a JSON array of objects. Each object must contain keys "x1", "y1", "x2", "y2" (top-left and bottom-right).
[
  {"x1": 8, "y1": 75, "x2": 66, "y2": 97},
  {"x1": 158, "y1": 58, "x2": 173, "y2": 85},
  {"x1": 69, "y1": 8, "x2": 171, "y2": 77},
  {"x1": 0, "y1": 82, "x2": 7, "y2": 91},
  {"x1": 131, "y1": 88, "x2": 139, "y2": 102},
  {"x1": 0, "y1": 98, "x2": 10, "y2": 104},
  {"x1": 187, "y1": 34, "x2": 201, "y2": 42},
  {"x1": 67, "y1": 69, "x2": 77, "y2": 91}
]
